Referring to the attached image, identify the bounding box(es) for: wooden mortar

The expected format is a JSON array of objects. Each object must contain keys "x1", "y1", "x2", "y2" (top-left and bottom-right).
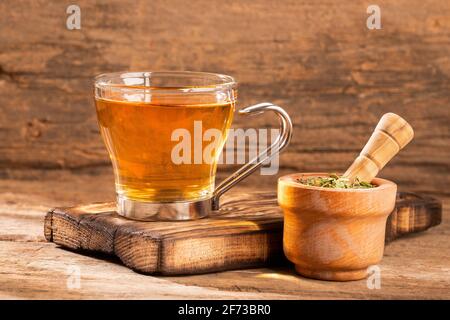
[
  {"x1": 279, "y1": 173, "x2": 396, "y2": 281},
  {"x1": 278, "y1": 113, "x2": 413, "y2": 281}
]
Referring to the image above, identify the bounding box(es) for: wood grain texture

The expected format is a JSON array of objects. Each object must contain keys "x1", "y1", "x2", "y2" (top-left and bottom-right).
[
  {"x1": 44, "y1": 191, "x2": 441, "y2": 275},
  {"x1": 386, "y1": 192, "x2": 442, "y2": 242},
  {"x1": 46, "y1": 193, "x2": 284, "y2": 275},
  {"x1": 279, "y1": 173, "x2": 398, "y2": 281},
  {"x1": 1, "y1": 182, "x2": 448, "y2": 299},
  {"x1": 344, "y1": 113, "x2": 414, "y2": 183},
  {"x1": 0, "y1": 241, "x2": 292, "y2": 300},
  {"x1": 0, "y1": 0, "x2": 449, "y2": 198}
]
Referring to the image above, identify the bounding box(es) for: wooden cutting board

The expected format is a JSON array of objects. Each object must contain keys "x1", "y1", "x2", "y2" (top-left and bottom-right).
[{"x1": 44, "y1": 192, "x2": 441, "y2": 275}]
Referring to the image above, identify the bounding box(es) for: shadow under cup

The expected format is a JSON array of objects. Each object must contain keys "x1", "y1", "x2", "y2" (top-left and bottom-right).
[{"x1": 94, "y1": 71, "x2": 236, "y2": 220}]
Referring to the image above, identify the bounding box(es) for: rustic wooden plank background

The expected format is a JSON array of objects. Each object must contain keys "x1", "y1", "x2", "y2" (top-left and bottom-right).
[
  {"x1": 0, "y1": 0, "x2": 449, "y2": 199},
  {"x1": 0, "y1": 0, "x2": 449, "y2": 299}
]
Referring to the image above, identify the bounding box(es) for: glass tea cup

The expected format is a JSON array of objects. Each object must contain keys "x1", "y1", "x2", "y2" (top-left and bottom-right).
[{"x1": 94, "y1": 71, "x2": 292, "y2": 221}]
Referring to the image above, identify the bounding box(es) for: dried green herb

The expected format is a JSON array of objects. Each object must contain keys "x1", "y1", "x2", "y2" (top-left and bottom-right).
[{"x1": 296, "y1": 174, "x2": 375, "y2": 189}]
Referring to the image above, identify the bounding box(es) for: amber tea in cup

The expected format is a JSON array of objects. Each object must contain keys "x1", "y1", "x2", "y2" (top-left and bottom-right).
[
  {"x1": 94, "y1": 71, "x2": 292, "y2": 221},
  {"x1": 95, "y1": 83, "x2": 234, "y2": 202}
]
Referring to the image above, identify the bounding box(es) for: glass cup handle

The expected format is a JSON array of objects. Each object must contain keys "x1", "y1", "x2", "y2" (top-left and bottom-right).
[{"x1": 211, "y1": 102, "x2": 293, "y2": 210}]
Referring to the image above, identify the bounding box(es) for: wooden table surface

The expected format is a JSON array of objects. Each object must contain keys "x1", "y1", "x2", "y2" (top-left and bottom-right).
[{"x1": 0, "y1": 172, "x2": 449, "y2": 300}]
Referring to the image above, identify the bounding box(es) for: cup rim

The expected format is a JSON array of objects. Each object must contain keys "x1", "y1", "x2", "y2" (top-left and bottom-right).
[
  {"x1": 94, "y1": 71, "x2": 237, "y2": 94},
  {"x1": 278, "y1": 172, "x2": 396, "y2": 193}
]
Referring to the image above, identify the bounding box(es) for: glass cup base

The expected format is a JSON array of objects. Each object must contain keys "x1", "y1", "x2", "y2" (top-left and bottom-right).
[{"x1": 117, "y1": 195, "x2": 211, "y2": 221}]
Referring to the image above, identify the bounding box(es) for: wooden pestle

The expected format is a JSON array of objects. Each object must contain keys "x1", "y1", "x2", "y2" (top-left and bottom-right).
[{"x1": 343, "y1": 113, "x2": 414, "y2": 183}]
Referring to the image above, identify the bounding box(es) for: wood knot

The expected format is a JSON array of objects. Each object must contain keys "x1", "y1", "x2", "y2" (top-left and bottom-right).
[{"x1": 22, "y1": 118, "x2": 49, "y2": 139}]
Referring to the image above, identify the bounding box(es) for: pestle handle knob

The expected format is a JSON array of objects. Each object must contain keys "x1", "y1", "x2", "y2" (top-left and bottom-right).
[{"x1": 343, "y1": 113, "x2": 414, "y2": 183}]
